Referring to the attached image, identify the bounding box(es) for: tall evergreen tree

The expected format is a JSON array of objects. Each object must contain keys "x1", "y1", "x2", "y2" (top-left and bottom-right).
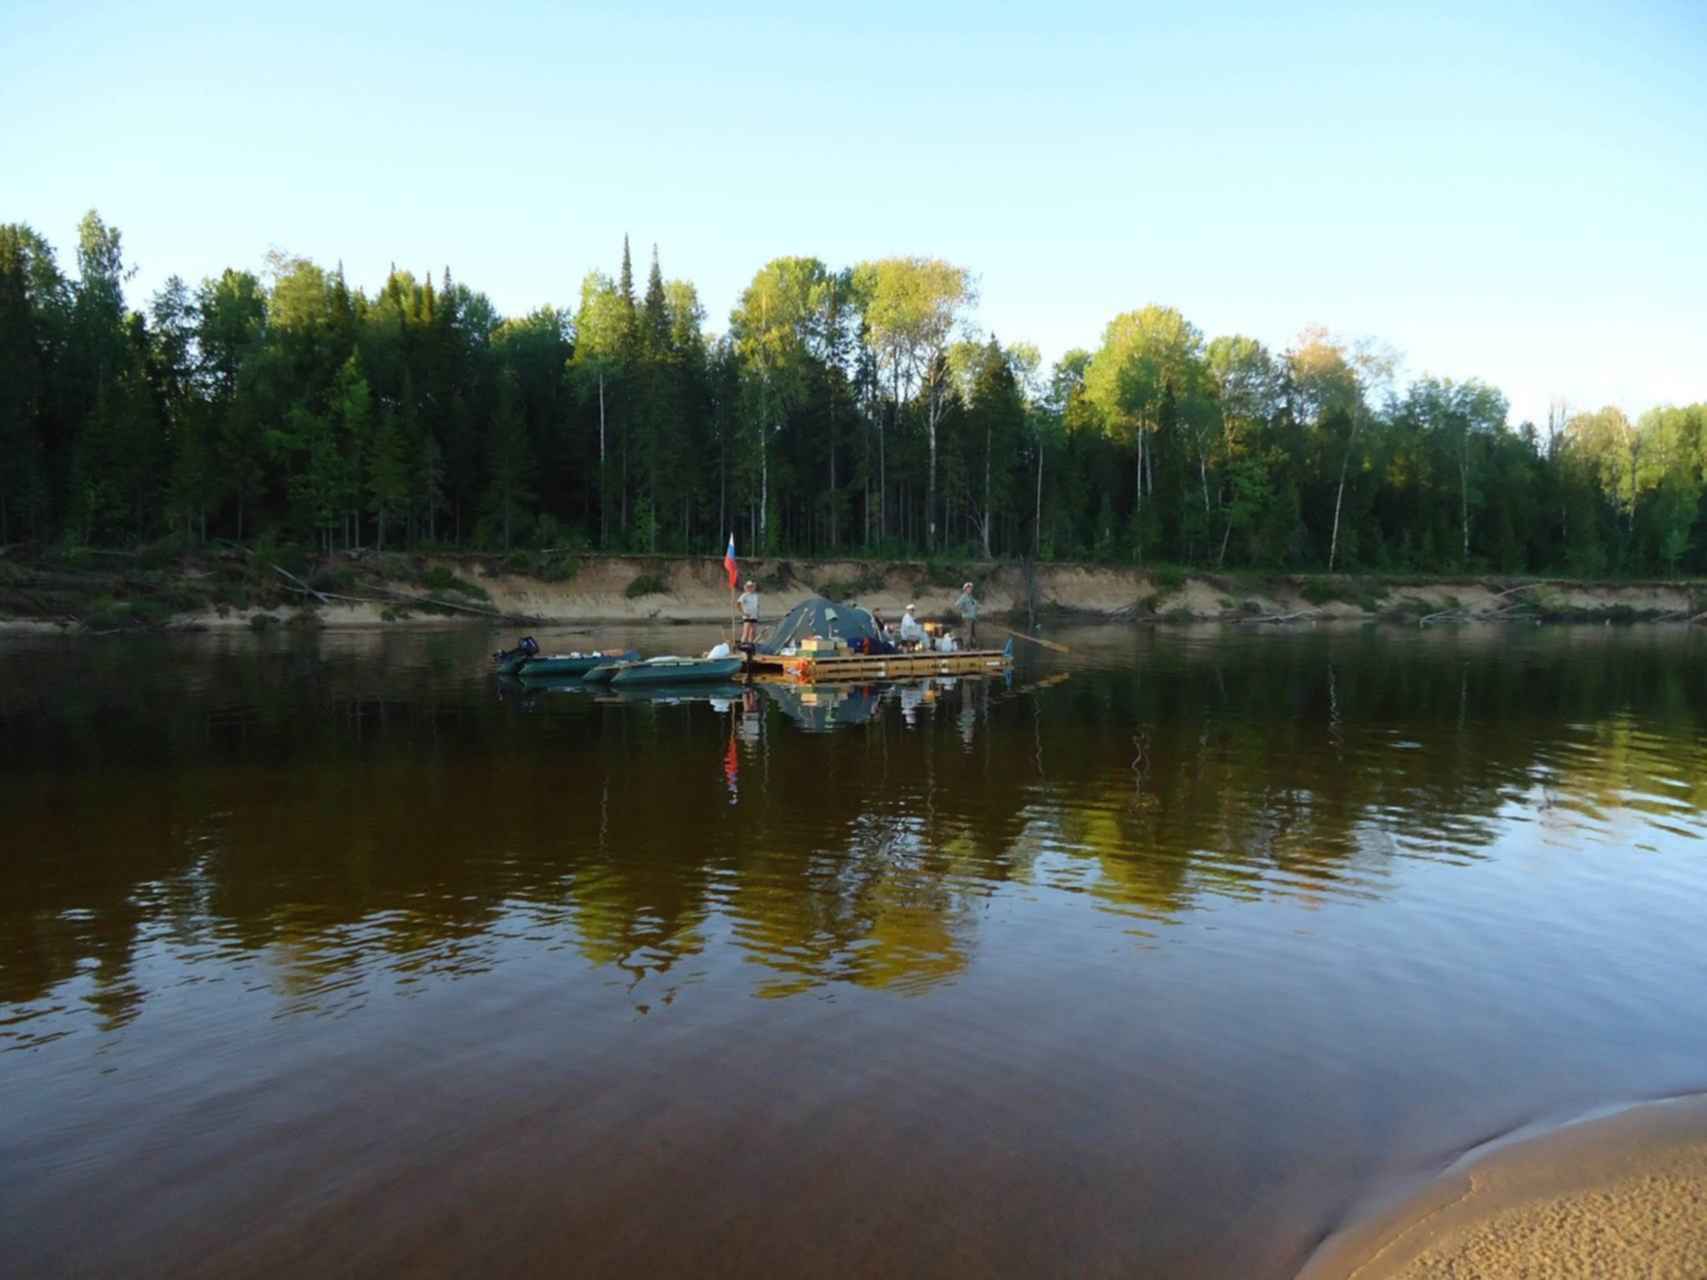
[{"x1": 484, "y1": 370, "x2": 535, "y2": 549}]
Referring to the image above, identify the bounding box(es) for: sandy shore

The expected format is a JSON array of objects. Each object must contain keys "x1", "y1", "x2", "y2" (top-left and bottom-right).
[
  {"x1": 1300, "y1": 1094, "x2": 1707, "y2": 1279},
  {"x1": 6, "y1": 549, "x2": 1700, "y2": 632}
]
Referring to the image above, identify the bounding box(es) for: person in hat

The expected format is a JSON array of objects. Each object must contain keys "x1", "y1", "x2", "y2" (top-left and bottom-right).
[
  {"x1": 737, "y1": 580, "x2": 760, "y2": 645},
  {"x1": 898, "y1": 602, "x2": 926, "y2": 650},
  {"x1": 952, "y1": 582, "x2": 980, "y2": 647}
]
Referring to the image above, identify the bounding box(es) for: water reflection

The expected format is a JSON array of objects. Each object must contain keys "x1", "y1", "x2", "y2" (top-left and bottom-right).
[{"x1": 2, "y1": 625, "x2": 1706, "y2": 1047}]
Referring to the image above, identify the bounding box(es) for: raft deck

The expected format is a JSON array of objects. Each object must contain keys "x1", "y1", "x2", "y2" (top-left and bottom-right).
[{"x1": 747, "y1": 646, "x2": 1011, "y2": 684}]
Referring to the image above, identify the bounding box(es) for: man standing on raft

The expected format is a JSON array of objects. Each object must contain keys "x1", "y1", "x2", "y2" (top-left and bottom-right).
[{"x1": 953, "y1": 582, "x2": 979, "y2": 648}]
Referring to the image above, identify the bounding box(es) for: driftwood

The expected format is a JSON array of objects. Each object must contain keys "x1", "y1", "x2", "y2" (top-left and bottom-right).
[
  {"x1": 1490, "y1": 582, "x2": 1552, "y2": 599},
  {"x1": 370, "y1": 587, "x2": 511, "y2": 619},
  {"x1": 278, "y1": 582, "x2": 554, "y2": 625},
  {"x1": 1237, "y1": 608, "x2": 1319, "y2": 626},
  {"x1": 1419, "y1": 608, "x2": 1467, "y2": 625},
  {"x1": 269, "y1": 563, "x2": 330, "y2": 604}
]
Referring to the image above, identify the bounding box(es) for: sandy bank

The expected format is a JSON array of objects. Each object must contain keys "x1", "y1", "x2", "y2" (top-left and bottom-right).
[
  {"x1": 3, "y1": 548, "x2": 1703, "y2": 631},
  {"x1": 1300, "y1": 1094, "x2": 1707, "y2": 1279},
  {"x1": 392, "y1": 555, "x2": 1706, "y2": 627}
]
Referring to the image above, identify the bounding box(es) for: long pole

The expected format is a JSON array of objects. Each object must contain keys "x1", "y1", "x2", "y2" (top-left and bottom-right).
[{"x1": 991, "y1": 625, "x2": 1071, "y2": 654}]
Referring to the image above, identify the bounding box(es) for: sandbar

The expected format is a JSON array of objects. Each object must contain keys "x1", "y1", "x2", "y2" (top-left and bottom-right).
[{"x1": 1300, "y1": 1094, "x2": 1707, "y2": 1278}]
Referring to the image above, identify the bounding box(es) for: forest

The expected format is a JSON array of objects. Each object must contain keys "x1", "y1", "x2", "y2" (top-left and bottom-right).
[{"x1": 3, "y1": 211, "x2": 1704, "y2": 576}]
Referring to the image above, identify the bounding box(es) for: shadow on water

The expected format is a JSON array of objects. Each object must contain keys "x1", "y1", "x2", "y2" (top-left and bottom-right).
[{"x1": 3, "y1": 622, "x2": 1707, "y2": 1275}]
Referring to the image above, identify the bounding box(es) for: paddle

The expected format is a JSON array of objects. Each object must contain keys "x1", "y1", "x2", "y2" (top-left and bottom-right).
[{"x1": 993, "y1": 626, "x2": 1071, "y2": 654}]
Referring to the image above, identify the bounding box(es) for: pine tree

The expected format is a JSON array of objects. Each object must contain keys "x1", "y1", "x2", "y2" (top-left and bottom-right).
[
  {"x1": 0, "y1": 224, "x2": 60, "y2": 542},
  {"x1": 484, "y1": 370, "x2": 535, "y2": 549},
  {"x1": 333, "y1": 355, "x2": 371, "y2": 548},
  {"x1": 619, "y1": 235, "x2": 636, "y2": 317},
  {"x1": 367, "y1": 407, "x2": 408, "y2": 551}
]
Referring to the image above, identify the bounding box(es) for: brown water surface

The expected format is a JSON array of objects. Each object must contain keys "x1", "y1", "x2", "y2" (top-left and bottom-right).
[{"x1": 3, "y1": 623, "x2": 1707, "y2": 1277}]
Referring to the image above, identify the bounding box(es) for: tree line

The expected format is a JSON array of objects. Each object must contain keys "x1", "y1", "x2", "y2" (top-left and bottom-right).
[{"x1": 3, "y1": 211, "x2": 1703, "y2": 575}]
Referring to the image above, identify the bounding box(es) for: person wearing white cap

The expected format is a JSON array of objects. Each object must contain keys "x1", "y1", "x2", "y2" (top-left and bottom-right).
[
  {"x1": 737, "y1": 580, "x2": 760, "y2": 645},
  {"x1": 952, "y1": 582, "x2": 980, "y2": 647},
  {"x1": 898, "y1": 603, "x2": 925, "y2": 649}
]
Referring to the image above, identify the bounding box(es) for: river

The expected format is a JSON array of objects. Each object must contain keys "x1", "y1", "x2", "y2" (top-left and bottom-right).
[{"x1": 3, "y1": 622, "x2": 1705, "y2": 1276}]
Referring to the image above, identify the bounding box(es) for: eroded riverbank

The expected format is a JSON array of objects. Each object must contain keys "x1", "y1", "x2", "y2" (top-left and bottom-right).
[{"x1": 3, "y1": 546, "x2": 1702, "y2": 632}]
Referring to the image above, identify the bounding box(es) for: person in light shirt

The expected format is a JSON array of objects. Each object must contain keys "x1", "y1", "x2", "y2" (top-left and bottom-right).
[
  {"x1": 952, "y1": 582, "x2": 979, "y2": 647},
  {"x1": 898, "y1": 604, "x2": 925, "y2": 649},
  {"x1": 737, "y1": 581, "x2": 760, "y2": 645}
]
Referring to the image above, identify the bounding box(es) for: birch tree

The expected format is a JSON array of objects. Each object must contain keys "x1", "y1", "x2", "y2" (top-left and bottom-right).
[
  {"x1": 729, "y1": 257, "x2": 827, "y2": 548},
  {"x1": 571, "y1": 271, "x2": 627, "y2": 546},
  {"x1": 1288, "y1": 326, "x2": 1395, "y2": 570},
  {"x1": 852, "y1": 256, "x2": 974, "y2": 549},
  {"x1": 1083, "y1": 305, "x2": 1204, "y2": 551}
]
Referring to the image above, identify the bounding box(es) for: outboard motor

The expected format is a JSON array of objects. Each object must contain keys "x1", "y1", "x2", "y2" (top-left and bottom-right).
[{"x1": 493, "y1": 636, "x2": 539, "y2": 667}]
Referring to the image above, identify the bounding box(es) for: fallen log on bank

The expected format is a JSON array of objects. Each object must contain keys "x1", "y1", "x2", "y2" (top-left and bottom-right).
[
  {"x1": 1237, "y1": 608, "x2": 1320, "y2": 626},
  {"x1": 276, "y1": 582, "x2": 553, "y2": 625}
]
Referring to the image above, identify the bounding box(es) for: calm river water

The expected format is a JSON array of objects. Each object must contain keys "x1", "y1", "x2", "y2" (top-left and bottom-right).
[{"x1": 3, "y1": 622, "x2": 1706, "y2": 1277}]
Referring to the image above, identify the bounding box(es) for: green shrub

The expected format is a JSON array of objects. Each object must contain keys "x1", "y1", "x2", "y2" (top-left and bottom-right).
[
  {"x1": 248, "y1": 613, "x2": 278, "y2": 631},
  {"x1": 309, "y1": 566, "x2": 356, "y2": 595},
  {"x1": 921, "y1": 561, "x2": 972, "y2": 589},
  {"x1": 535, "y1": 551, "x2": 580, "y2": 582},
  {"x1": 128, "y1": 596, "x2": 178, "y2": 627},
  {"x1": 254, "y1": 536, "x2": 309, "y2": 579},
  {"x1": 1299, "y1": 578, "x2": 1342, "y2": 606},
  {"x1": 1150, "y1": 565, "x2": 1186, "y2": 592},
  {"x1": 756, "y1": 562, "x2": 795, "y2": 592},
  {"x1": 135, "y1": 535, "x2": 186, "y2": 570},
  {"x1": 817, "y1": 568, "x2": 886, "y2": 600},
  {"x1": 417, "y1": 565, "x2": 491, "y2": 601},
  {"x1": 81, "y1": 596, "x2": 132, "y2": 630},
  {"x1": 625, "y1": 572, "x2": 669, "y2": 599}
]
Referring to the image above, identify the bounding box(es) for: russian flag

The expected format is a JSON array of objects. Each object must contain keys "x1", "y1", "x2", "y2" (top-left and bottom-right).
[{"x1": 724, "y1": 533, "x2": 738, "y2": 590}]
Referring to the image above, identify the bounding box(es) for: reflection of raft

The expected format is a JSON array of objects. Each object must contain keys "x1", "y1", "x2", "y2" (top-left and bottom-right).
[
  {"x1": 748, "y1": 637, "x2": 1012, "y2": 684},
  {"x1": 609, "y1": 656, "x2": 746, "y2": 687},
  {"x1": 759, "y1": 683, "x2": 882, "y2": 731}
]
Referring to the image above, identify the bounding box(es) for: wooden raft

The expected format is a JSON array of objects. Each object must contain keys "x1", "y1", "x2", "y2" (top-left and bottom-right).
[{"x1": 747, "y1": 647, "x2": 1012, "y2": 684}]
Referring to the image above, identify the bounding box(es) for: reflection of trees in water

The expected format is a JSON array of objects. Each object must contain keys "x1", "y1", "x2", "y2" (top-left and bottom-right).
[{"x1": 4, "y1": 626, "x2": 1706, "y2": 1036}]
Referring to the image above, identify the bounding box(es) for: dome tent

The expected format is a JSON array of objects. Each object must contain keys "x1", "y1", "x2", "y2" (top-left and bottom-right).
[
  {"x1": 757, "y1": 596, "x2": 881, "y2": 655},
  {"x1": 758, "y1": 682, "x2": 882, "y2": 731}
]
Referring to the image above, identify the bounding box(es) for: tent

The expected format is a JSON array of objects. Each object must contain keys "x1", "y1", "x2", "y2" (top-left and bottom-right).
[{"x1": 757, "y1": 595, "x2": 881, "y2": 654}]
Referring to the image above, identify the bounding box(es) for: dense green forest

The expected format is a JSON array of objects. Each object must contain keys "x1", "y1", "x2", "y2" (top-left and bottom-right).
[{"x1": 3, "y1": 212, "x2": 1703, "y2": 575}]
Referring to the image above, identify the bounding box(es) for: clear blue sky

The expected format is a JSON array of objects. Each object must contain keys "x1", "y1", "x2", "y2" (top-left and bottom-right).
[{"x1": 7, "y1": 0, "x2": 1703, "y2": 424}]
